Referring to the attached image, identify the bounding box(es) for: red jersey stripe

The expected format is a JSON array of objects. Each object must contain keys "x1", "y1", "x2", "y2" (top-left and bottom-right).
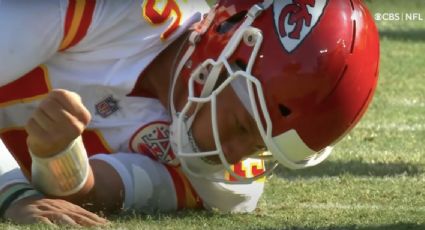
[
  {"x1": 0, "y1": 129, "x2": 31, "y2": 178},
  {"x1": 0, "y1": 65, "x2": 51, "y2": 107},
  {"x1": 62, "y1": 0, "x2": 76, "y2": 46},
  {"x1": 67, "y1": 0, "x2": 96, "y2": 49},
  {"x1": 165, "y1": 166, "x2": 203, "y2": 210},
  {"x1": 60, "y1": 0, "x2": 96, "y2": 51},
  {"x1": 165, "y1": 166, "x2": 186, "y2": 210},
  {"x1": 174, "y1": 168, "x2": 202, "y2": 209}
]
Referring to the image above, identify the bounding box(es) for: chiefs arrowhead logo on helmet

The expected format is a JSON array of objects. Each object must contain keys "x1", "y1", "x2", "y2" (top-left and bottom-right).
[{"x1": 273, "y1": 0, "x2": 328, "y2": 53}]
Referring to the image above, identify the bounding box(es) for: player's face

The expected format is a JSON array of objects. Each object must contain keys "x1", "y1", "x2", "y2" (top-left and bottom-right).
[{"x1": 190, "y1": 85, "x2": 265, "y2": 164}]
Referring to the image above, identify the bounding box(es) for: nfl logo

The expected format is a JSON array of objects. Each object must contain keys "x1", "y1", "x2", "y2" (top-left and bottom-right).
[{"x1": 95, "y1": 95, "x2": 120, "y2": 118}]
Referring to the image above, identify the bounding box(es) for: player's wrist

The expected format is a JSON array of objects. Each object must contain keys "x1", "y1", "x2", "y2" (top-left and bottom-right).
[
  {"x1": 29, "y1": 136, "x2": 90, "y2": 197},
  {"x1": 0, "y1": 183, "x2": 43, "y2": 219}
]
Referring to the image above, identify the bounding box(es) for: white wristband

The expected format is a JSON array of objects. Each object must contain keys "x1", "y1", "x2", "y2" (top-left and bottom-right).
[{"x1": 30, "y1": 136, "x2": 89, "y2": 197}]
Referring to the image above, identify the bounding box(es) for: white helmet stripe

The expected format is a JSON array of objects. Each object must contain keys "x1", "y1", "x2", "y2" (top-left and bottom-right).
[{"x1": 272, "y1": 129, "x2": 315, "y2": 162}]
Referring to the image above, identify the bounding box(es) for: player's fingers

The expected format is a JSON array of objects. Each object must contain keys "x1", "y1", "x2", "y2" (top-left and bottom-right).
[
  {"x1": 31, "y1": 216, "x2": 55, "y2": 226},
  {"x1": 25, "y1": 117, "x2": 49, "y2": 143},
  {"x1": 50, "y1": 89, "x2": 91, "y2": 125},
  {"x1": 49, "y1": 200, "x2": 109, "y2": 225},
  {"x1": 47, "y1": 105, "x2": 86, "y2": 139},
  {"x1": 38, "y1": 96, "x2": 67, "y2": 123},
  {"x1": 27, "y1": 109, "x2": 82, "y2": 149},
  {"x1": 44, "y1": 213, "x2": 79, "y2": 227},
  {"x1": 73, "y1": 208, "x2": 109, "y2": 225},
  {"x1": 31, "y1": 107, "x2": 55, "y2": 133},
  {"x1": 35, "y1": 98, "x2": 87, "y2": 140},
  {"x1": 65, "y1": 211, "x2": 109, "y2": 227}
]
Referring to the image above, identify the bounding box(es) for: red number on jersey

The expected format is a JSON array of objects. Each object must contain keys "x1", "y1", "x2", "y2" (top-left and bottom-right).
[
  {"x1": 142, "y1": 0, "x2": 183, "y2": 40},
  {"x1": 226, "y1": 159, "x2": 266, "y2": 182}
]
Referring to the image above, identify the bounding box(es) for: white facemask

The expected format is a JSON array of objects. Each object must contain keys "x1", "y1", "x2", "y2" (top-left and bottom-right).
[
  {"x1": 167, "y1": 2, "x2": 282, "y2": 183},
  {"x1": 169, "y1": 112, "x2": 225, "y2": 177}
]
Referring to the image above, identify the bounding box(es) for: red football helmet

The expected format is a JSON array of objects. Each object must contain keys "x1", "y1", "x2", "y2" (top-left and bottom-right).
[{"x1": 170, "y1": 0, "x2": 380, "y2": 182}]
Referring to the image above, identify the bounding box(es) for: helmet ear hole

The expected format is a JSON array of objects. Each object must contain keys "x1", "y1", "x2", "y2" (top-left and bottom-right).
[
  {"x1": 216, "y1": 11, "x2": 247, "y2": 34},
  {"x1": 279, "y1": 104, "x2": 292, "y2": 117}
]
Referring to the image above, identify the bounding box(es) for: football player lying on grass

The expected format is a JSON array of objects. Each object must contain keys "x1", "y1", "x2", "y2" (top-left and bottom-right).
[{"x1": 0, "y1": 0, "x2": 379, "y2": 227}]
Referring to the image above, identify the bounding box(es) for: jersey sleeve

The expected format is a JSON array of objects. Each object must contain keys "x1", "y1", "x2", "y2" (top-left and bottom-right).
[
  {"x1": 90, "y1": 153, "x2": 264, "y2": 213},
  {"x1": 0, "y1": 0, "x2": 97, "y2": 86},
  {"x1": 0, "y1": 0, "x2": 63, "y2": 86},
  {"x1": 89, "y1": 153, "x2": 198, "y2": 213}
]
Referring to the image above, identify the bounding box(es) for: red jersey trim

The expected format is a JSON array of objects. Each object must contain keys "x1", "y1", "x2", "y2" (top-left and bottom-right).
[
  {"x1": 165, "y1": 166, "x2": 203, "y2": 210},
  {"x1": 0, "y1": 65, "x2": 51, "y2": 107},
  {"x1": 59, "y1": 0, "x2": 96, "y2": 51},
  {"x1": 0, "y1": 128, "x2": 112, "y2": 178}
]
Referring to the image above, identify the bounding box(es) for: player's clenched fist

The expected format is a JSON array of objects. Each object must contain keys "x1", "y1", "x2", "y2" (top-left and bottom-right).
[{"x1": 25, "y1": 89, "x2": 91, "y2": 158}]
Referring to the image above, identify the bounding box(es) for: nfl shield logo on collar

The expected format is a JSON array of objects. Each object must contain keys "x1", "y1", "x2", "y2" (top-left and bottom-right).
[{"x1": 95, "y1": 95, "x2": 120, "y2": 118}]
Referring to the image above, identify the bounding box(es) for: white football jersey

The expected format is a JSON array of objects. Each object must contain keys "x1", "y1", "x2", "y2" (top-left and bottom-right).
[{"x1": 0, "y1": 0, "x2": 265, "y2": 213}]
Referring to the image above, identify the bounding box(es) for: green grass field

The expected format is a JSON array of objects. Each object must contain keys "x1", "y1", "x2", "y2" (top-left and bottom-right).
[{"x1": 1, "y1": 1, "x2": 424, "y2": 229}]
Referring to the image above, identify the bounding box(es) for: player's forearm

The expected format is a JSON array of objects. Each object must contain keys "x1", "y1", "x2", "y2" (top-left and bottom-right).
[
  {"x1": 29, "y1": 138, "x2": 123, "y2": 214},
  {"x1": 60, "y1": 159, "x2": 124, "y2": 214},
  {"x1": 25, "y1": 89, "x2": 95, "y2": 197},
  {"x1": 82, "y1": 159, "x2": 125, "y2": 214}
]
